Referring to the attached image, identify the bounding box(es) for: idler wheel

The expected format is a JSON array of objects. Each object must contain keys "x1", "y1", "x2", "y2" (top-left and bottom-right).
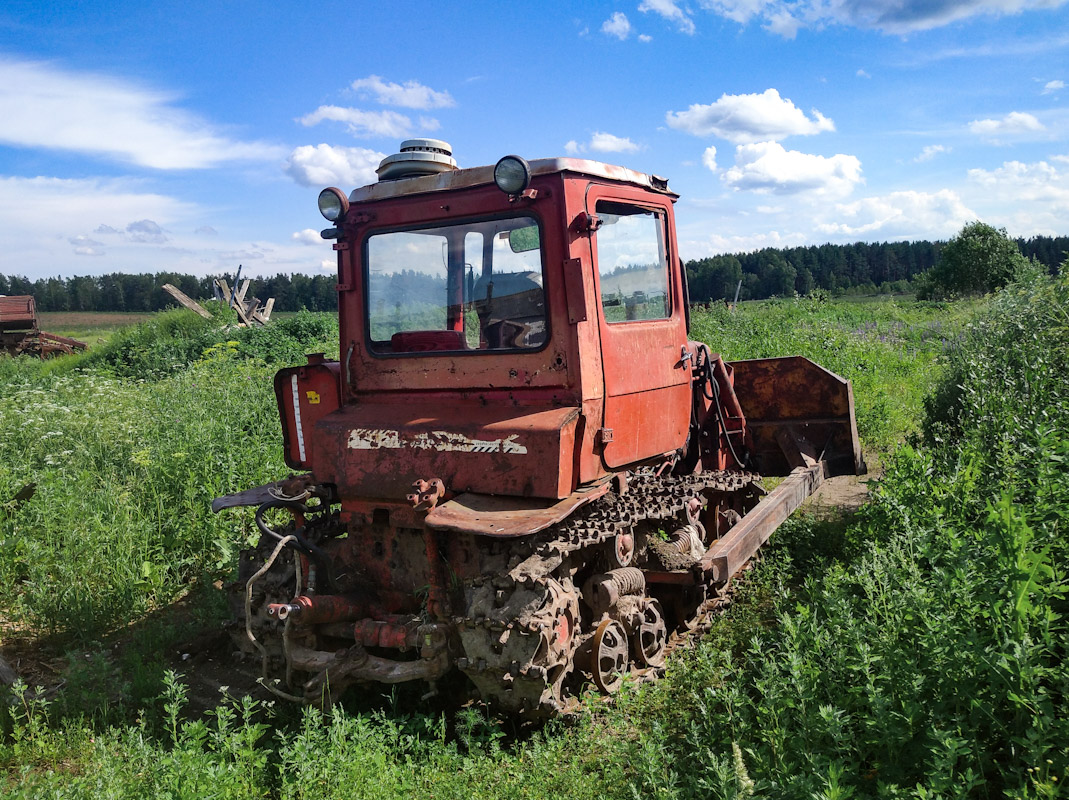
[
  {"x1": 591, "y1": 619, "x2": 629, "y2": 694},
  {"x1": 632, "y1": 599, "x2": 668, "y2": 667},
  {"x1": 609, "y1": 532, "x2": 635, "y2": 568}
]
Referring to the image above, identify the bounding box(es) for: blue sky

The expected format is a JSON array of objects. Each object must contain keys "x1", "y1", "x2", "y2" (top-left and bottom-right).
[{"x1": 1, "y1": 0, "x2": 1067, "y2": 281}]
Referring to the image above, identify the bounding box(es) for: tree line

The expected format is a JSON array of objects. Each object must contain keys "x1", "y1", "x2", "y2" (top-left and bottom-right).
[
  {"x1": 0, "y1": 272, "x2": 339, "y2": 313},
  {"x1": 684, "y1": 235, "x2": 1067, "y2": 303},
  {"x1": 3, "y1": 234, "x2": 1066, "y2": 312}
]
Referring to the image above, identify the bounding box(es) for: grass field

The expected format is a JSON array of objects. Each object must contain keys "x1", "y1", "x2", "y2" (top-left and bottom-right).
[
  {"x1": 2, "y1": 283, "x2": 1066, "y2": 798},
  {"x1": 36, "y1": 311, "x2": 157, "y2": 344}
]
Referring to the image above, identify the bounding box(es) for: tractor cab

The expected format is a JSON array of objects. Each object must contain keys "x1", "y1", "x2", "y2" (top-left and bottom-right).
[{"x1": 277, "y1": 140, "x2": 698, "y2": 515}]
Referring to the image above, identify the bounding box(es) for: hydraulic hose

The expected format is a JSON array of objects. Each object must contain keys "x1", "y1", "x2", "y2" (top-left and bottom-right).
[
  {"x1": 254, "y1": 499, "x2": 335, "y2": 591},
  {"x1": 694, "y1": 344, "x2": 748, "y2": 469}
]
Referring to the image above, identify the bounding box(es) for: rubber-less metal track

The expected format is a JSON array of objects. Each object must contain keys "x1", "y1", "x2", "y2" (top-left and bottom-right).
[{"x1": 456, "y1": 468, "x2": 763, "y2": 718}]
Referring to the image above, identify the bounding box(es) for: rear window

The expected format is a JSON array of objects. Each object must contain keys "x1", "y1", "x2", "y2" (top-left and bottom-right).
[{"x1": 365, "y1": 216, "x2": 548, "y2": 354}]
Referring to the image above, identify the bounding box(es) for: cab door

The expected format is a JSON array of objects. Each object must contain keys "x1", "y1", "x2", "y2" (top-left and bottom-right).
[{"x1": 586, "y1": 187, "x2": 691, "y2": 468}]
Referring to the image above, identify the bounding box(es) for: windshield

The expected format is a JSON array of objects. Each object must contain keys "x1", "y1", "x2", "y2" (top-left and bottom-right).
[{"x1": 365, "y1": 216, "x2": 546, "y2": 354}]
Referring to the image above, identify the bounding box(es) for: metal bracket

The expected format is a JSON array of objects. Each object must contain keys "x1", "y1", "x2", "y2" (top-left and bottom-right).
[
  {"x1": 563, "y1": 258, "x2": 588, "y2": 324},
  {"x1": 598, "y1": 428, "x2": 614, "y2": 445},
  {"x1": 573, "y1": 212, "x2": 602, "y2": 233},
  {"x1": 408, "y1": 478, "x2": 446, "y2": 511}
]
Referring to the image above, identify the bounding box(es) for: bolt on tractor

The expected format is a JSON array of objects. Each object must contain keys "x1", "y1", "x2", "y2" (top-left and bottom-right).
[{"x1": 214, "y1": 139, "x2": 866, "y2": 717}]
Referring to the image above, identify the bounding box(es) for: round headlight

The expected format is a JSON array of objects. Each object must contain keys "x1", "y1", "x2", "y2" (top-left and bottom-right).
[
  {"x1": 317, "y1": 188, "x2": 348, "y2": 222},
  {"x1": 494, "y1": 155, "x2": 531, "y2": 195}
]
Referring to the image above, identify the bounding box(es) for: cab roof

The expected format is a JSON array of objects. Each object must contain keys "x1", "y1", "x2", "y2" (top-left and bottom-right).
[{"x1": 347, "y1": 157, "x2": 677, "y2": 203}]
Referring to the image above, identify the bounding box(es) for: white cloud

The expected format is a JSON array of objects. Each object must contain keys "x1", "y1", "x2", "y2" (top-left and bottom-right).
[
  {"x1": 831, "y1": 0, "x2": 1069, "y2": 34},
  {"x1": 639, "y1": 0, "x2": 697, "y2": 33},
  {"x1": 702, "y1": 146, "x2": 718, "y2": 171},
  {"x1": 298, "y1": 106, "x2": 419, "y2": 138},
  {"x1": 1043, "y1": 79, "x2": 1065, "y2": 93},
  {"x1": 0, "y1": 176, "x2": 190, "y2": 232},
  {"x1": 697, "y1": 0, "x2": 1069, "y2": 37},
  {"x1": 0, "y1": 175, "x2": 352, "y2": 279},
  {"x1": 968, "y1": 159, "x2": 1069, "y2": 210},
  {"x1": 915, "y1": 144, "x2": 950, "y2": 162},
  {"x1": 639, "y1": 33, "x2": 654, "y2": 41},
  {"x1": 666, "y1": 89, "x2": 834, "y2": 143},
  {"x1": 763, "y1": 10, "x2": 802, "y2": 37},
  {"x1": 126, "y1": 219, "x2": 168, "y2": 244},
  {"x1": 565, "y1": 133, "x2": 640, "y2": 154},
  {"x1": 69, "y1": 234, "x2": 106, "y2": 256},
  {"x1": 0, "y1": 175, "x2": 197, "y2": 270},
  {"x1": 293, "y1": 229, "x2": 325, "y2": 245},
  {"x1": 0, "y1": 57, "x2": 282, "y2": 170},
  {"x1": 602, "y1": 12, "x2": 632, "y2": 39},
  {"x1": 589, "y1": 131, "x2": 641, "y2": 153},
  {"x1": 698, "y1": 0, "x2": 774, "y2": 25},
  {"x1": 722, "y1": 141, "x2": 863, "y2": 196},
  {"x1": 816, "y1": 190, "x2": 976, "y2": 238},
  {"x1": 969, "y1": 111, "x2": 1046, "y2": 139},
  {"x1": 284, "y1": 144, "x2": 386, "y2": 187},
  {"x1": 349, "y1": 75, "x2": 455, "y2": 109},
  {"x1": 683, "y1": 228, "x2": 808, "y2": 257},
  {"x1": 857, "y1": 68, "x2": 871, "y2": 78}
]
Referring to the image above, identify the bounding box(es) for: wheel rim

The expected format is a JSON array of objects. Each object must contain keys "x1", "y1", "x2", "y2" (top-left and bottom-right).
[
  {"x1": 591, "y1": 619, "x2": 629, "y2": 694},
  {"x1": 633, "y1": 599, "x2": 667, "y2": 667}
]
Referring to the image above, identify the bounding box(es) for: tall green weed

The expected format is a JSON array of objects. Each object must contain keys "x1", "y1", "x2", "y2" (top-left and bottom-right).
[{"x1": 635, "y1": 274, "x2": 1069, "y2": 796}]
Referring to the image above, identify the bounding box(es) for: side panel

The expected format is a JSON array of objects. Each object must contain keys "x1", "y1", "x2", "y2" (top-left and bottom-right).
[{"x1": 585, "y1": 186, "x2": 691, "y2": 468}]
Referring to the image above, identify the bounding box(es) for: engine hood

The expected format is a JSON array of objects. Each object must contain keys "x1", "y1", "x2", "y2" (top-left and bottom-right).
[{"x1": 312, "y1": 401, "x2": 581, "y2": 501}]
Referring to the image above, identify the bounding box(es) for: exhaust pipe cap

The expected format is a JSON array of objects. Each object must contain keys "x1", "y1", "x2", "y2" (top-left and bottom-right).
[{"x1": 377, "y1": 139, "x2": 458, "y2": 181}]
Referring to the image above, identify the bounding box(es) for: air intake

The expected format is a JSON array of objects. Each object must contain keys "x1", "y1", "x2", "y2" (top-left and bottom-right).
[{"x1": 376, "y1": 139, "x2": 458, "y2": 181}]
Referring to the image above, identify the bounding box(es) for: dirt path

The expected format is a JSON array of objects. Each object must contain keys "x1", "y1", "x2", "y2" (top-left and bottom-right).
[{"x1": 806, "y1": 473, "x2": 875, "y2": 515}]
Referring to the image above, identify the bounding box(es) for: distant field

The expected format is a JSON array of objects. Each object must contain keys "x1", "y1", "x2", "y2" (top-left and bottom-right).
[{"x1": 37, "y1": 311, "x2": 157, "y2": 343}]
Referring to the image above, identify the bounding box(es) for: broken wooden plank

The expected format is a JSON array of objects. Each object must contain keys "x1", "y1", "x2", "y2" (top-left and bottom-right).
[
  {"x1": 235, "y1": 279, "x2": 251, "y2": 306},
  {"x1": 232, "y1": 296, "x2": 254, "y2": 327},
  {"x1": 260, "y1": 298, "x2": 275, "y2": 321},
  {"x1": 162, "y1": 284, "x2": 212, "y2": 319},
  {"x1": 215, "y1": 279, "x2": 233, "y2": 305},
  {"x1": 244, "y1": 299, "x2": 269, "y2": 327}
]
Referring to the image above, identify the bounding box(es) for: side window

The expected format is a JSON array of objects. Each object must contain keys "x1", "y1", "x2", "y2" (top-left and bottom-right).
[{"x1": 594, "y1": 201, "x2": 670, "y2": 322}]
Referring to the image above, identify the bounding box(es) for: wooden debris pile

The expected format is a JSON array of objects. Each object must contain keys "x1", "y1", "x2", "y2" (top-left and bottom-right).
[{"x1": 162, "y1": 276, "x2": 275, "y2": 328}]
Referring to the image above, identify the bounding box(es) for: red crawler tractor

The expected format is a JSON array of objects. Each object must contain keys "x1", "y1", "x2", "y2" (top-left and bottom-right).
[{"x1": 215, "y1": 140, "x2": 865, "y2": 716}]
